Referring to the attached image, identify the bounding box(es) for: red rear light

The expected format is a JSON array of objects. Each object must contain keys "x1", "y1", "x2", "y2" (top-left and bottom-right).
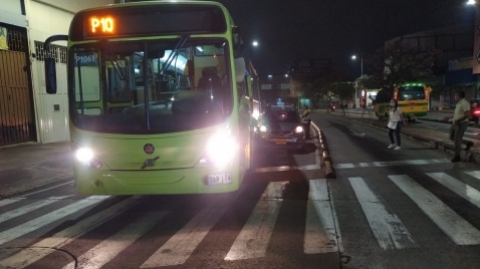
[{"x1": 474, "y1": 110, "x2": 480, "y2": 115}]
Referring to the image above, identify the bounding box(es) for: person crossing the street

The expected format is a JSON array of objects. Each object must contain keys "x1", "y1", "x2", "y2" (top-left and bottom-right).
[{"x1": 443, "y1": 90, "x2": 473, "y2": 162}]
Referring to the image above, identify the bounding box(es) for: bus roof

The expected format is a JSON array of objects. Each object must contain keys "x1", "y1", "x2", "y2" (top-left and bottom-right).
[
  {"x1": 70, "y1": 1, "x2": 234, "y2": 41},
  {"x1": 77, "y1": 1, "x2": 228, "y2": 16}
]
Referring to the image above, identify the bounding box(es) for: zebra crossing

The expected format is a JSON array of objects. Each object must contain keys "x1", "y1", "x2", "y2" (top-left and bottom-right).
[{"x1": 1, "y1": 170, "x2": 480, "y2": 268}]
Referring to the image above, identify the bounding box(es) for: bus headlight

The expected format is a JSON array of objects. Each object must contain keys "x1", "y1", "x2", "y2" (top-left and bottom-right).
[
  {"x1": 75, "y1": 147, "x2": 103, "y2": 169},
  {"x1": 260, "y1": 125, "x2": 267, "y2": 132},
  {"x1": 252, "y1": 109, "x2": 260, "y2": 120},
  {"x1": 76, "y1": 148, "x2": 94, "y2": 163},
  {"x1": 295, "y1": 126, "x2": 303, "y2": 133},
  {"x1": 204, "y1": 131, "x2": 238, "y2": 167}
]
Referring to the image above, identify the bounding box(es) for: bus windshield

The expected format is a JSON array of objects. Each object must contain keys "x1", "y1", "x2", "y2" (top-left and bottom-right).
[
  {"x1": 397, "y1": 86, "x2": 425, "y2": 101},
  {"x1": 70, "y1": 39, "x2": 232, "y2": 134}
]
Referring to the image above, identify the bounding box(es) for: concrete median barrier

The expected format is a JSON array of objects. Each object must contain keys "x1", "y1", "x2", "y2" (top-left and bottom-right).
[{"x1": 311, "y1": 122, "x2": 335, "y2": 179}]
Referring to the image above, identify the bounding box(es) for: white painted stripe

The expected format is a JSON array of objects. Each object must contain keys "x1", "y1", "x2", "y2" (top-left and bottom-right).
[
  {"x1": 62, "y1": 212, "x2": 166, "y2": 269},
  {"x1": 330, "y1": 194, "x2": 344, "y2": 253},
  {"x1": 349, "y1": 177, "x2": 417, "y2": 250},
  {"x1": 0, "y1": 196, "x2": 70, "y2": 224},
  {"x1": 389, "y1": 175, "x2": 480, "y2": 245},
  {"x1": 335, "y1": 163, "x2": 355, "y2": 169},
  {"x1": 0, "y1": 198, "x2": 24, "y2": 208},
  {"x1": 426, "y1": 173, "x2": 480, "y2": 209},
  {"x1": 465, "y1": 171, "x2": 480, "y2": 181},
  {"x1": 20, "y1": 181, "x2": 74, "y2": 197},
  {"x1": 141, "y1": 196, "x2": 239, "y2": 267},
  {"x1": 224, "y1": 182, "x2": 285, "y2": 261},
  {"x1": 335, "y1": 159, "x2": 449, "y2": 169},
  {"x1": 0, "y1": 196, "x2": 109, "y2": 246},
  {"x1": 255, "y1": 164, "x2": 320, "y2": 173},
  {"x1": 0, "y1": 197, "x2": 139, "y2": 269},
  {"x1": 304, "y1": 179, "x2": 339, "y2": 254}
]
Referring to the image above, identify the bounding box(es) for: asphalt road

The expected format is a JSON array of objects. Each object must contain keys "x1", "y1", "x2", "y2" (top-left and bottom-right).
[
  {"x1": 0, "y1": 130, "x2": 329, "y2": 269},
  {"x1": 315, "y1": 113, "x2": 480, "y2": 269},
  {"x1": 1, "y1": 113, "x2": 480, "y2": 269}
]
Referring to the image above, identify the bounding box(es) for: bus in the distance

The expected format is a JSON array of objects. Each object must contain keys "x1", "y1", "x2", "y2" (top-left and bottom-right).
[
  {"x1": 43, "y1": 1, "x2": 258, "y2": 195},
  {"x1": 375, "y1": 83, "x2": 432, "y2": 121}
]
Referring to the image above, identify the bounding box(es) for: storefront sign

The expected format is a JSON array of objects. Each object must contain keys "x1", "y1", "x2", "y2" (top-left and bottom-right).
[{"x1": 0, "y1": 27, "x2": 8, "y2": 50}]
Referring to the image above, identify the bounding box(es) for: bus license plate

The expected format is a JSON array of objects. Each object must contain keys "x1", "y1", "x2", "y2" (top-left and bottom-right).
[
  {"x1": 206, "y1": 173, "x2": 232, "y2": 186},
  {"x1": 273, "y1": 139, "x2": 287, "y2": 145}
]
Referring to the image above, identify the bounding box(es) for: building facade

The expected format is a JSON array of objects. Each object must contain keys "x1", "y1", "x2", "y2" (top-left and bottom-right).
[{"x1": 0, "y1": 0, "x2": 113, "y2": 146}]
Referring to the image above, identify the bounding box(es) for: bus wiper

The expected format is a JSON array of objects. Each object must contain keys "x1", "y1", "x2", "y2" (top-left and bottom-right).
[
  {"x1": 161, "y1": 35, "x2": 188, "y2": 74},
  {"x1": 77, "y1": 59, "x2": 85, "y2": 115}
]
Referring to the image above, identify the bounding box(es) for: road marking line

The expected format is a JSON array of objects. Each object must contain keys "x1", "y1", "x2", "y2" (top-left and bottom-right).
[
  {"x1": 0, "y1": 196, "x2": 110, "y2": 246},
  {"x1": 0, "y1": 198, "x2": 25, "y2": 208},
  {"x1": 20, "y1": 181, "x2": 74, "y2": 198},
  {"x1": 62, "y1": 212, "x2": 166, "y2": 269},
  {"x1": 0, "y1": 196, "x2": 70, "y2": 224},
  {"x1": 304, "y1": 179, "x2": 339, "y2": 254},
  {"x1": 426, "y1": 173, "x2": 480, "y2": 209},
  {"x1": 349, "y1": 177, "x2": 417, "y2": 250},
  {"x1": 141, "y1": 192, "x2": 242, "y2": 267},
  {"x1": 335, "y1": 163, "x2": 355, "y2": 169},
  {"x1": 465, "y1": 171, "x2": 480, "y2": 182},
  {"x1": 389, "y1": 175, "x2": 480, "y2": 245},
  {"x1": 0, "y1": 197, "x2": 139, "y2": 269},
  {"x1": 224, "y1": 182, "x2": 285, "y2": 261},
  {"x1": 335, "y1": 159, "x2": 449, "y2": 169},
  {"x1": 141, "y1": 207, "x2": 227, "y2": 267}
]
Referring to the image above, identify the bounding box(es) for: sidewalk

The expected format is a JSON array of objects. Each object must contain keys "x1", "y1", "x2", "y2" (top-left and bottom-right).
[
  {"x1": 323, "y1": 110, "x2": 480, "y2": 163},
  {"x1": 0, "y1": 142, "x2": 73, "y2": 198}
]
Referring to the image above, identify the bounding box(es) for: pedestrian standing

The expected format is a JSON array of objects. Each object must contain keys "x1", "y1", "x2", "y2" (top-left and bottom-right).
[
  {"x1": 387, "y1": 99, "x2": 407, "y2": 150},
  {"x1": 301, "y1": 105, "x2": 311, "y2": 139},
  {"x1": 443, "y1": 91, "x2": 472, "y2": 162}
]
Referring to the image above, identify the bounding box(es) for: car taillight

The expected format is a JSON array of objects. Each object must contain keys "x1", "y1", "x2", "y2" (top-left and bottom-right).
[{"x1": 474, "y1": 110, "x2": 480, "y2": 115}]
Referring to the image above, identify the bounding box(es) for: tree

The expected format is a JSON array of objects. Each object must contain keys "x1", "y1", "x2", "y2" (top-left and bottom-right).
[
  {"x1": 366, "y1": 39, "x2": 441, "y2": 102},
  {"x1": 320, "y1": 82, "x2": 355, "y2": 103}
]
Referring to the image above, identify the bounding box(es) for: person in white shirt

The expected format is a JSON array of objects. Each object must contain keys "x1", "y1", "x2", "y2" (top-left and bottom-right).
[
  {"x1": 443, "y1": 91, "x2": 472, "y2": 162},
  {"x1": 387, "y1": 99, "x2": 407, "y2": 150}
]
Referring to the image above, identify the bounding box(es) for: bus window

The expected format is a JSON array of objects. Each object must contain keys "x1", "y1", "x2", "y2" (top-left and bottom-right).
[
  {"x1": 397, "y1": 85, "x2": 425, "y2": 101},
  {"x1": 105, "y1": 58, "x2": 132, "y2": 104},
  {"x1": 70, "y1": 39, "x2": 233, "y2": 134},
  {"x1": 73, "y1": 51, "x2": 101, "y2": 115}
]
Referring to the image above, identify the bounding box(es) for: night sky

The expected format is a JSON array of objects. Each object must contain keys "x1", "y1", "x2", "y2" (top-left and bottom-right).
[{"x1": 204, "y1": 0, "x2": 475, "y2": 78}]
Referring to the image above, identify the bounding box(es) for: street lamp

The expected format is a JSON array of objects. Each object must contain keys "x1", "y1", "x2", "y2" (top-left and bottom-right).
[
  {"x1": 252, "y1": 41, "x2": 259, "y2": 47},
  {"x1": 467, "y1": 0, "x2": 476, "y2": 5},
  {"x1": 351, "y1": 55, "x2": 364, "y2": 108},
  {"x1": 351, "y1": 55, "x2": 363, "y2": 76}
]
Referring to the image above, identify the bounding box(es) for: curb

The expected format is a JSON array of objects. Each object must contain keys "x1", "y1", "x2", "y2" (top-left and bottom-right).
[{"x1": 311, "y1": 122, "x2": 336, "y2": 179}]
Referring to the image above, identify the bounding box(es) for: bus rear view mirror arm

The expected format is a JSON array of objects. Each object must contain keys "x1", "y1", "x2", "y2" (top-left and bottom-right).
[{"x1": 44, "y1": 35, "x2": 68, "y2": 94}]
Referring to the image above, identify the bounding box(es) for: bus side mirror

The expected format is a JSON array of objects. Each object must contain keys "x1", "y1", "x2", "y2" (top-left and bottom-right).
[
  {"x1": 234, "y1": 57, "x2": 245, "y2": 83},
  {"x1": 45, "y1": 57, "x2": 57, "y2": 94}
]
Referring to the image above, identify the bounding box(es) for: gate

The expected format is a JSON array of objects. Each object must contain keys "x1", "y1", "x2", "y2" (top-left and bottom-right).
[{"x1": 0, "y1": 24, "x2": 36, "y2": 146}]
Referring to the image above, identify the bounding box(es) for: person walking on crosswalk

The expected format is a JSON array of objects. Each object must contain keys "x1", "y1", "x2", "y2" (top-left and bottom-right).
[
  {"x1": 387, "y1": 99, "x2": 407, "y2": 150},
  {"x1": 443, "y1": 90, "x2": 472, "y2": 162}
]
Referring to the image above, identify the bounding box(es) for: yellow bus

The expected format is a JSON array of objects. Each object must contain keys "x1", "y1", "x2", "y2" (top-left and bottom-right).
[
  {"x1": 43, "y1": 1, "x2": 258, "y2": 195},
  {"x1": 375, "y1": 83, "x2": 432, "y2": 121}
]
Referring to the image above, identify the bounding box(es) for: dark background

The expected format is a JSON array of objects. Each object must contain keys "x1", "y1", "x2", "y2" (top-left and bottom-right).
[{"x1": 202, "y1": 0, "x2": 475, "y2": 77}]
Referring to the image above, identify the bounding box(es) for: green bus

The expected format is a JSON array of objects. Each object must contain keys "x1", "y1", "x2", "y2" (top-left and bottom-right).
[{"x1": 43, "y1": 1, "x2": 259, "y2": 195}]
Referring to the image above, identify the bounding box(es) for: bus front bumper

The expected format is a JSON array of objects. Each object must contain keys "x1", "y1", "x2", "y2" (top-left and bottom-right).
[{"x1": 73, "y1": 163, "x2": 242, "y2": 195}]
